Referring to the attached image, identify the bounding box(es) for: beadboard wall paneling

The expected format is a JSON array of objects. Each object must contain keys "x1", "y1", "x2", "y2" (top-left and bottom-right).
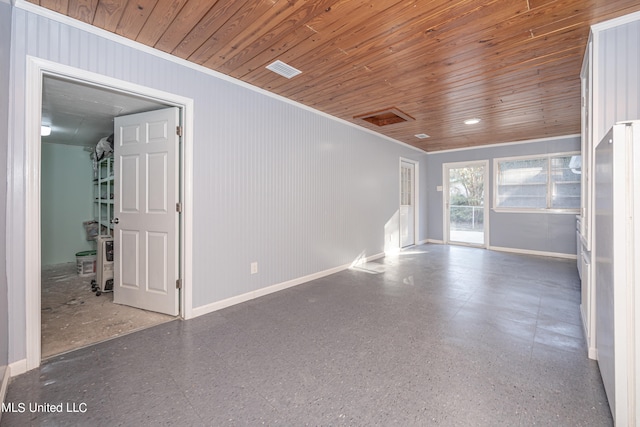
[
  {"x1": 1, "y1": 0, "x2": 12, "y2": 370},
  {"x1": 597, "y1": 19, "x2": 640, "y2": 143},
  {"x1": 7, "y1": 7, "x2": 426, "y2": 362}
]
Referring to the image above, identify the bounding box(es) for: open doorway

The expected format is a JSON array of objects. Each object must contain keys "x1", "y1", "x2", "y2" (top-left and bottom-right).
[
  {"x1": 39, "y1": 76, "x2": 180, "y2": 358},
  {"x1": 443, "y1": 161, "x2": 489, "y2": 247},
  {"x1": 24, "y1": 58, "x2": 194, "y2": 370}
]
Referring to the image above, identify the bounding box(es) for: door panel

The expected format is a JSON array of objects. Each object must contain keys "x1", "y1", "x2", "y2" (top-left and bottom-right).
[
  {"x1": 400, "y1": 161, "x2": 415, "y2": 248},
  {"x1": 120, "y1": 155, "x2": 140, "y2": 212},
  {"x1": 147, "y1": 153, "x2": 168, "y2": 213},
  {"x1": 147, "y1": 231, "x2": 168, "y2": 294},
  {"x1": 113, "y1": 107, "x2": 179, "y2": 316},
  {"x1": 120, "y1": 230, "x2": 140, "y2": 289}
]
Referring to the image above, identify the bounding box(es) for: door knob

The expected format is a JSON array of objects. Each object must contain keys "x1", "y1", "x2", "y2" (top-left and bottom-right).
[{"x1": 111, "y1": 218, "x2": 119, "y2": 224}]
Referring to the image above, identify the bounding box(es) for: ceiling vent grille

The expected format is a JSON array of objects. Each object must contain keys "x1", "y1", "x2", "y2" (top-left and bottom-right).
[
  {"x1": 415, "y1": 133, "x2": 430, "y2": 139},
  {"x1": 354, "y1": 107, "x2": 415, "y2": 127},
  {"x1": 266, "y1": 60, "x2": 302, "y2": 79}
]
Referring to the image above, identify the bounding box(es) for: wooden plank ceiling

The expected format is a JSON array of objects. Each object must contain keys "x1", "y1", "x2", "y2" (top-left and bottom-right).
[{"x1": 29, "y1": 0, "x2": 640, "y2": 152}]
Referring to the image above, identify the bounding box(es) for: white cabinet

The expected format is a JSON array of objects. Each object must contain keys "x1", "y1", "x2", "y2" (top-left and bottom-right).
[{"x1": 94, "y1": 156, "x2": 114, "y2": 236}]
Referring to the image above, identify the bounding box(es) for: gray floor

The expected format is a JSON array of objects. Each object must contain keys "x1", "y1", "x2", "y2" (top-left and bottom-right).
[{"x1": 2, "y1": 244, "x2": 612, "y2": 426}]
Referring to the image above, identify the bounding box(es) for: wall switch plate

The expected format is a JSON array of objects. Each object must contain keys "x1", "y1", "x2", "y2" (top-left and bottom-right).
[
  {"x1": 436, "y1": 185, "x2": 443, "y2": 191},
  {"x1": 250, "y1": 262, "x2": 258, "y2": 274}
]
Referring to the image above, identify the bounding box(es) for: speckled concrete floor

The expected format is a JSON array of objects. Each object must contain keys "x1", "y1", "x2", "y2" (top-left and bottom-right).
[
  {"x1": 3, "y1": 245, "x2": 611, "y2": 426},
  {"x1": 41, "y1": 263, "x2": 175, "y2": 359}
]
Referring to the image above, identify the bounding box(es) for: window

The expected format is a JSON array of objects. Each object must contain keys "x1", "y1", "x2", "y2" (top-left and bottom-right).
[
  {"x1": 400, "y1": 164, "x2": 412, "y2": 206},
  {"x1": 494, "y1": 153, "x2": 580, "y2": 212}
]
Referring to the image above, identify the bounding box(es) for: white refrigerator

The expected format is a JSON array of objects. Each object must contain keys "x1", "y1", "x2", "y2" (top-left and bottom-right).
[{"x1": 594, "y1": 120, "x2": 640, "y2": 426}]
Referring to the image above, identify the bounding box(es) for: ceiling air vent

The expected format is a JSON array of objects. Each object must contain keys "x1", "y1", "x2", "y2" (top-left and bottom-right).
[
  {"x1": 266, "y1": 60, "x2": 302, "y2": 79},
  {"x1": 415, "y1": 133, "x2": 430, "y2": 139},
  {"x1": 354, "y1": 107, "x2": 415, "y2": 127}
]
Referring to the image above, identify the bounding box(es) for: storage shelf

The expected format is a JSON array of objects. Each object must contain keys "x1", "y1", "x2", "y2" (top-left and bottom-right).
[
  {"x1": 94, "y1": 157, "x2": 114, "y2": 237},
  {"x1": 98, "y1": 220, "x2": 114, "y2": 230}
]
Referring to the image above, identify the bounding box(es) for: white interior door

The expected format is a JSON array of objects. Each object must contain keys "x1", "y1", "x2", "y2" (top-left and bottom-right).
[
  {"x1": 400, "y1": 161, "x2": 415, "y2": 248},
  {"x1": 113, "y1": 107, "x2": 180, "y2": 316}
]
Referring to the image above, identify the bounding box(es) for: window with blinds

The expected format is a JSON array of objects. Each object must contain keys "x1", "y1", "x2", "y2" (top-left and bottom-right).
[{"x1": 494, "y1": 153, "x2": 581, "y2": 212}]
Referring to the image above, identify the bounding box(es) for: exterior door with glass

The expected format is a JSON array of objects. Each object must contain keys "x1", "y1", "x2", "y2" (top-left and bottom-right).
[{"x1": 444, "y1": 161, "x2": 488, "y2": 247}]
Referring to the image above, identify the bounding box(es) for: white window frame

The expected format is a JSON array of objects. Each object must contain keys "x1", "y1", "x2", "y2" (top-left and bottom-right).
[{"x1": 493, "y1": 151, "x2": 581, "y2": 214}]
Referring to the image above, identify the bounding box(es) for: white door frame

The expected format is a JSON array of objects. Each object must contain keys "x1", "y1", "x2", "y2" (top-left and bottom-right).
[
  {"x1": 399, "y1": 157, "x2": 419, "y2": 248},
  {"x1": 442, "y1": 160, "x2": 489, "y2": 248},
  {"x1": 25, "y1": 56, "x2": 194, "y2": 370}
]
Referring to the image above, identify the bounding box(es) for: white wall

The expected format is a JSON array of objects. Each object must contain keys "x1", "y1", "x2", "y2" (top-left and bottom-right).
[
  {"x1": 6, "y1": 5, "x2": 427, "y2": 365},
  {"x1": 0, "y1": 0, "x2": 12, "y2": 376},
  {"x1": 40, "y1": 143, "x2": 95, "y2": 266}
]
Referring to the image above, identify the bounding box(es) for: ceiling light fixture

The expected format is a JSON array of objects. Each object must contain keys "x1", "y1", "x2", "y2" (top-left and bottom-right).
[
  {"x1": 266, "y1": 60, "x2": 302, "y2": 79},
  {"x1": 415, "y1": 133, "x2": 430, "y2": 139},
  {"x1": 464, "y1": 118, "x2": 481, "y2": 125},
  {"x1": 41, "y1": 125, "x2": 51, "y2": 136}
]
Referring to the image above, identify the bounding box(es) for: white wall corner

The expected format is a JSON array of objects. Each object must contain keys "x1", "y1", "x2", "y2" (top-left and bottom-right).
[
  {"x1": 426, "y1": 239, "x2": 445, "y2": 244},
  {"x1": 0, "y1": 364, "x2": 10, "y2": 418}
]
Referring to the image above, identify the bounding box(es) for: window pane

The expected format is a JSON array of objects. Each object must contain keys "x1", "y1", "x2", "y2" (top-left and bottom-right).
[
  {"x1": 497, "y1": 184, "x2": 547, "y2": 208},
  {"x1": 550, "y1": 155, "x2": 581, "y2": 208},
  {"x1": 498, "y1": 158, "x2": 547, "y2": 185},
  {"x1": 497, "y1": 158, "x2": 547, "y2": 208}
]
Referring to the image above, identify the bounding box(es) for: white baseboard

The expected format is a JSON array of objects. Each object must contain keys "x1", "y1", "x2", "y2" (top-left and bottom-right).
[
  {"x1": 192, "y1": 253, "x2": 384, "y2": 318},
  {"x1": 8, "y1": 359, "x2": 27, "y2": 378},
  {"x1": 489, "y1": 245, "x2": 577, "y2": 260},
  {"x1": 426, "y1": 239, "x2": 444, "y2": 244},
  {"x1": 580, "y1": 304, "x2": 598, "y2": 360},
  {"x1": 580, "y1": 303, "x2": 589, "y2": 340},
  {"x1": 417, "y1": 239, "x2": 429, "y2": 245}
]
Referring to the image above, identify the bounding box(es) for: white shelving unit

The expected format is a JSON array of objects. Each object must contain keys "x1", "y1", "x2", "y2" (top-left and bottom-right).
[{"x1": 94, "y1": 156, "x2": 114, "y2": 237}]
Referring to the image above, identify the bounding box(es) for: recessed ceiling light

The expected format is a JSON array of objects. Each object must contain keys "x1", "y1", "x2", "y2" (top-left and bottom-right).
[
  {"x1": 41, "y1": 125, "x2": 51, "y2": 136},
  {"x1": 464, "y1": 118, "x2": 481, "y2": 125},
  {"x1": 266, "y1": 60, "x2": 302, "y2": 79},
  {"x1": 415, "y1": 133, "x2": 430, "y2": 139}
]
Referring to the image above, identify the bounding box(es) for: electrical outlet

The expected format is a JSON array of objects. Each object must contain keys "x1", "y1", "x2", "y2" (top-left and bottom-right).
[{"x1": 250, "y1": 262, "x2": 258, "y2": 275}]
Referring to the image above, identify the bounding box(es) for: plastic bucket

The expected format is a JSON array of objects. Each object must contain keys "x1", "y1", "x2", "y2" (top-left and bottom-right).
[{"x1": 76, "y1": 250, "x2": 97, "y2": 277}]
